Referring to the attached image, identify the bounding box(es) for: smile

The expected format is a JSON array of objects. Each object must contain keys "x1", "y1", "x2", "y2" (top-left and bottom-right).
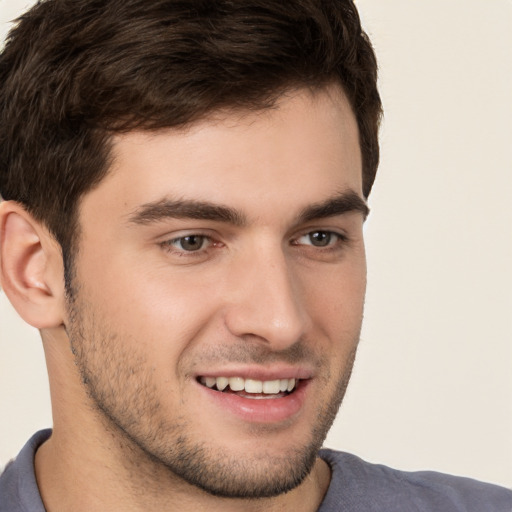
[{"x1": 198, "y1": 376, "x2": 299, "y2": 398}]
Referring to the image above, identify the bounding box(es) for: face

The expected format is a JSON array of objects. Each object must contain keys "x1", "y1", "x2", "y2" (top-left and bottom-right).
[{"x1": 66, "y1": 86, "x2": 367, "y2": 498}]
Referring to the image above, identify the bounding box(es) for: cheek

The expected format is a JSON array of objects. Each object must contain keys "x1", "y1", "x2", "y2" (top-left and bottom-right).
[
  {"x1": 74, "y1": 248, "x2": 225, "y2": 367},
  {"x1": 301, "y1": 258, "x2": 366, "y2": 328}
]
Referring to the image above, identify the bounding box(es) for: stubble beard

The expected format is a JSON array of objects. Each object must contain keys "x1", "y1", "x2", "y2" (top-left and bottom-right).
[{"x1": 66, "y1": 287, "x2": 359, "y2": 499}]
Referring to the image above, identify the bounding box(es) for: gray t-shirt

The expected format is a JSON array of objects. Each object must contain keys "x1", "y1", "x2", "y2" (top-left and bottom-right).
[
  {"x1": 317, "y1": 449, "x2": 512, "y2": 511},
  {"x1": 1, "y1": 430, "x2": 511, "y2": 511}
]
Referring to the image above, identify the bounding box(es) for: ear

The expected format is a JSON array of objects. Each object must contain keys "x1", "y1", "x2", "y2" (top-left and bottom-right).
[{"x1": 0, "y1": 201, "x2": 65, "y2": 328}]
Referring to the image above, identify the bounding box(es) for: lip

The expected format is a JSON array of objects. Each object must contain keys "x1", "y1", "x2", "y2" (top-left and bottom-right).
[
  {"x1": 196, "y1": 376, "x2": 311, "y2": 424},
  {"x1": 194, "y1": 364, "x2": 314, "y2": 382}
]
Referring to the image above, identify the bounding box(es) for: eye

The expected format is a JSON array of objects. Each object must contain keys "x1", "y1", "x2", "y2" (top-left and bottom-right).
[
  {"x1": 164, "y1": 235, "x2": 210, "y2": 252},
  {"x1": 295, "y1": 230, "x2": 344, "y2": 247}
]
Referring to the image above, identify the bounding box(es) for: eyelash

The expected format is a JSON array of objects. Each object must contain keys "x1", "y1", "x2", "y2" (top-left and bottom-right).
[
  {"x1": 159, "y1": 230, "x2": 348, "y2": 258},
  {"x1": 159, "y1": 234, "x2": 217, "y2": 256},
  {"x1": 292, "y1": 230, "x2": 348, "y2": 249}
]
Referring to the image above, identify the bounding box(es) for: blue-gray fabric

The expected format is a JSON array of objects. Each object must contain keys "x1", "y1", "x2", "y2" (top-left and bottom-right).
[
  {"x1": 317, "y1": 449, "x2": 512, "y2": 511},
  {"x1": 0, "y1": 430, "x2": 48, "y2": 512},
  {"x1": 1, "y1": 430, "x2": 511, "y2": 511}
]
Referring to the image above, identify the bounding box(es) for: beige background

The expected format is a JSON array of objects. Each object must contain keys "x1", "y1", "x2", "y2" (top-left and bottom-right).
[{"x1": 1, "y1": 0, "x2": 511, "y2": 488}]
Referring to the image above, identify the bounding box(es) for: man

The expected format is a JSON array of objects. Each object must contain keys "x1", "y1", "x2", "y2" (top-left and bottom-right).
[{"x1": 0, "y1": 1, "x2": 510, "y2": 511}]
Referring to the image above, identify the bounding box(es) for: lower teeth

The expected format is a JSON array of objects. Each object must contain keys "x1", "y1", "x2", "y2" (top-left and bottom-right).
[
  {"x1": 243, "y1": 394, "x2": 283, "y2": 399},
  {"x1": 228, "y1": 388, "x2": 288, "y2": 396}
]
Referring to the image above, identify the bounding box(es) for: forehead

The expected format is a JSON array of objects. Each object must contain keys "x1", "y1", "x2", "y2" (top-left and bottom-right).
[{"x1": 80, "y1": 85, "x2": 362, "y2": 225}]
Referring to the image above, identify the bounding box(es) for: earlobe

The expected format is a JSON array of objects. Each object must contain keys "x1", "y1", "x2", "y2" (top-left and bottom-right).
[{"x1": 0, "y1": 201, "x2": 65, "y2": 329}]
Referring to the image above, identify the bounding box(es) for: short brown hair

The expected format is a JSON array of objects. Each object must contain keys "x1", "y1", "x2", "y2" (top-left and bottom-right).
[{"x1": 0, "y1": 0, "x2": 381, "y2": 270}]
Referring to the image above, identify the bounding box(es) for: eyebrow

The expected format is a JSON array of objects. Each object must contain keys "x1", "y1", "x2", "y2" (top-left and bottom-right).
[
  {"x1": 127, "y1": 198, "x2": 247, "y2": 226},
  {"x1": 298, "y1": 190, "x2": 369, "y2": 223},
  {"x1": 127, "y1": 190, "x2": 368, "y2": 227}
]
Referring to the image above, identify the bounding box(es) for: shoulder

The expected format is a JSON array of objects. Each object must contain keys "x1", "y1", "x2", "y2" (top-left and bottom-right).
[
  {"x1": 0, "y1": 429, "x2": 51, "y2": 512},
  {"x1": 318, "y1": 449, "x2": 512, "y2": 512}
]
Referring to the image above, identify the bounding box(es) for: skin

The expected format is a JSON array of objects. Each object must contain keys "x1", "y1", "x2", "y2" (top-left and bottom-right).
[{"x1": 1, "y1": 85, "x2": 367, "y2": 511}]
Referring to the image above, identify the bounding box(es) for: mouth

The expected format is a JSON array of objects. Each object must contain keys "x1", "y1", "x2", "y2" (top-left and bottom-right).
[
  {"x1": 196, "y1": 373, "x2": 311, "y2": 423},
  {"x1": 198, "y1": 376, "x2": 299, "y2": 399}
]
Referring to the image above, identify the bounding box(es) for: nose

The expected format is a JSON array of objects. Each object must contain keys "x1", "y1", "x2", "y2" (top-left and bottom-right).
[{"x1": 223, "y1": 246, "x2": 308, "y2": 350}]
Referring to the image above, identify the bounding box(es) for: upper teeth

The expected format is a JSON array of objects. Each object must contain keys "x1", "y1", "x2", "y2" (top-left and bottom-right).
[{"x1": 200, "y1": 376, "x2": 297, "y2": 394}]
